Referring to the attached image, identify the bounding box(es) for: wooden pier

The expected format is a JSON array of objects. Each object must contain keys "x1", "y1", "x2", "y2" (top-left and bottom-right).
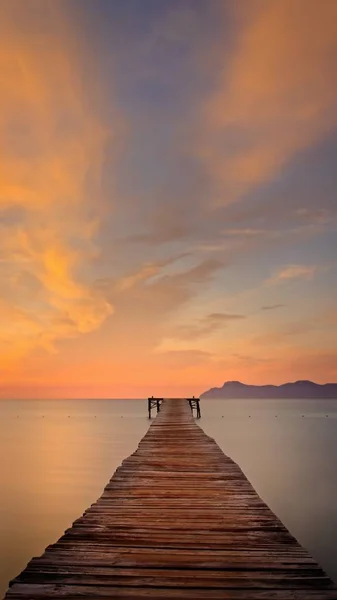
[
  {"x1": 148, "y1": 396, "x2": 201, "y2": 419},
  {"x1": 5, "y1": 399, "x2": 336, "y2": 599}
]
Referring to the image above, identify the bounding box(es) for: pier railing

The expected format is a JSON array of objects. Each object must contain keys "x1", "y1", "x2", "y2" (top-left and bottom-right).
[{"x1": 147, "y1": 396, "x2": 201, "y2": 418}]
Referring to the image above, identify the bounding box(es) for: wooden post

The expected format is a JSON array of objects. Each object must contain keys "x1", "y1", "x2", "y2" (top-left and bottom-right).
[
  {"x1": 148, "y1": 397, "x2": 163, "y2": 418},
  {"x1": 186, "y1": 397, "x2": 201, "y2": 418}
]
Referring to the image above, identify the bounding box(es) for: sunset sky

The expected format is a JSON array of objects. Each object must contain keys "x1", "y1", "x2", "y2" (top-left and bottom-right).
[{"x1": 1, "y1": 0, "x2": 337, "y2": 398}]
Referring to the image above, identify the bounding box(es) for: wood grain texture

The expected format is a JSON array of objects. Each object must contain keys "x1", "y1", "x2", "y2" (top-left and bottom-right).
[{"x1": 4, "y1": 399, "x2": 337, "y2": 600}]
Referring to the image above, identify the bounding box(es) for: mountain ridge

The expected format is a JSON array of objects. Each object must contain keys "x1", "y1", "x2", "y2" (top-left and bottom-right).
[{"x1": 200, "y1": 380, "x2": 337, "y2": 399}]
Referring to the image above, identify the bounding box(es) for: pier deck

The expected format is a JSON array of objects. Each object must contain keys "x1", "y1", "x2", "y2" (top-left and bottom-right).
[{"x1": 5, "y1": 399, "x2": 336, "y2": 599}]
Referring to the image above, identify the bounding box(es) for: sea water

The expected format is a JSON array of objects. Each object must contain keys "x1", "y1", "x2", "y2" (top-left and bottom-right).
[{"x1": 0, "y1": 398, "x2": 336, "y2": 596}]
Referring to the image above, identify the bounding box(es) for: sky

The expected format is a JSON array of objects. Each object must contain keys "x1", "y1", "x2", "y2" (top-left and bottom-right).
[{"x1": 1, "y1": 0, "x2": 337, "y2": 398}]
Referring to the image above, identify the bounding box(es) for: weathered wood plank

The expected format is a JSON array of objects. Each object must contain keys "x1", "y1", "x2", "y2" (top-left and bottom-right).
[{"x1": 6, "y1": 583, "x2": 337, "y2": 599}]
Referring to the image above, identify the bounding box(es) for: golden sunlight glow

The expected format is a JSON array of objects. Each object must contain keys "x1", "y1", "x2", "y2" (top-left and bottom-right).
[{"x1": 1, "y1": 0, "x2": 336, "y2": 396}]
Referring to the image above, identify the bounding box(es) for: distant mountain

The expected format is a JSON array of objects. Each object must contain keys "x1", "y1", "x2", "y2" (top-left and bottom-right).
[{"x1": 201, "y1": 380, "x2": 337, "y2": 399}]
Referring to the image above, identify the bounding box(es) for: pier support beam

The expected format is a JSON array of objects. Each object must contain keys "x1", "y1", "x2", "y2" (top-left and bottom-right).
[
  {"x1": 187, "y1": 397, "x2": 201, "y2": 418},
  {"x1": 147, "y1": 397, "x2": 162, "y2": 418}
]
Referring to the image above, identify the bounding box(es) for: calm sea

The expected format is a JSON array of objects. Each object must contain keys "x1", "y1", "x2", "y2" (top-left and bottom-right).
[{"x1": 0, "y1": 398, "x2": 336, "y2": 596}]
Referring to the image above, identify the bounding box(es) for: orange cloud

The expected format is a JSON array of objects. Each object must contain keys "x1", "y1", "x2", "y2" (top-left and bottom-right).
[
  {"x1": 200, "y1": 0, "x2": 337, "y2": 202},
  {"x1": 0, "y1": 1, "x2": 113, "y2": 376},
  {"x1": 116, "y1": 263, "x2": 164, "y2": 292},
  {"x1": 268, "y1": 264, "x2": 317, "y2": 285}
]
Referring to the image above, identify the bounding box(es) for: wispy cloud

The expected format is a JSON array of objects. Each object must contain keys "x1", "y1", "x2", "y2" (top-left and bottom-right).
[
  {"x1": 114, "y1": 254, "x2": 189, "y2": 292},
  {"x1": 268, "y1": 264, "x2": 317, "y2": 285},
  {"x1": 102, "y1": 258, "x2": 224, "y2": 313},
  {"x1": 198, "y1": 0, "x2": 337, "y2": 203},
  {"x1": 153, "y1": 349, "x2": 213, "y2": 370},
  {"x1": 96, "y1": 258, "x2": 224, "y2": 357},
  {"x1": 251, "y1": 308, "x2": 337, "y2": 347},
  {"x1": 261, "y1": 304, "x2": 285, "y2": 311},
  {"x1": 174, "y1": 312, "x2": 245, "y2": 341},
  {"x1": 0, "y1": 2, "x2": 114, "y2": 368},
  {"x1": 295, "y1": 208, "x2": 334, "y2": 226},
  {"x1": 225, "y1": 228, "x2": 267, "y2": 237},
  {"x1": 115, "y1": 263, "x2": 163, "y2": 292}
]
